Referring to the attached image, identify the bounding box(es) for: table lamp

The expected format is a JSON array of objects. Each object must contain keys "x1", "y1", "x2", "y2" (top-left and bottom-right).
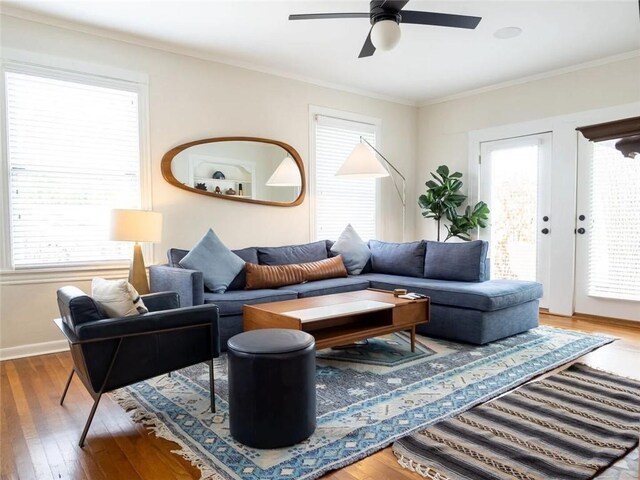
[{"x1": 110, "y1": 209, "x2": 163, "y2": 294}]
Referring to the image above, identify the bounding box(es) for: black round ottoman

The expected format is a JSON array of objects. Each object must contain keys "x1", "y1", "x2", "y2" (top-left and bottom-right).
[{"x1": 227, "y1": 328, "x2": 316, "y2": 449}]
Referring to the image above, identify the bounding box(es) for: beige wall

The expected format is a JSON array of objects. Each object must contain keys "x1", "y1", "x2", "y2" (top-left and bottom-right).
[
  {"x1": 415, "y1": 55, "x2": 640, "y2": 240},
  {"x1": 0, "y1": 14, "x2": 418, "y2": 354}
]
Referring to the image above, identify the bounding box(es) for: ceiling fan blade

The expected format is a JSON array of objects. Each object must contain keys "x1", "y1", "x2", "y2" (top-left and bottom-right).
[
  {"x1": 400, "y1": 10, "x2": 481, "y2": 29},
  {"x1": 381, "y1": 0, "x2": 410, "y2": 14},
  {"x1": 358, "y1": 29, "x2": 376, "y2": 58},
  {"x1": 289, "y1": 13, "x2": 369, "y2": 21}
]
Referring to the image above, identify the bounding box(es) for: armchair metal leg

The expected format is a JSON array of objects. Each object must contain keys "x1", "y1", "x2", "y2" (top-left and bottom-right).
[
  {"x1": 60, "y1": 369, "x2": 75, "y2": 405},
  {"x1": 78, "y1": 394, "x2": 102, "y2": 447},
  {"x1": 76, "y1": 338, "x2": 123, "y2": 447},
  {"x1": 208, "y1": 359, "x2": 215, "y2": 413}
]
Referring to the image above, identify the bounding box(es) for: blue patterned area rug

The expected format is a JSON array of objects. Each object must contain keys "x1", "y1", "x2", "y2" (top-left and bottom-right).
[{"x1": 110, "y1": 327, "x2": 613, "y2": 480}]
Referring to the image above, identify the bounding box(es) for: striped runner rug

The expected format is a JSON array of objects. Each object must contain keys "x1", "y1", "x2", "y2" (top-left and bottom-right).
[{"x1": 393, "y1": 364, "x2": 640, "y2": 480}]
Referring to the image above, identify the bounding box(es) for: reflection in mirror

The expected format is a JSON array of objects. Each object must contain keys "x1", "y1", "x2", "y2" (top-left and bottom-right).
[{"x1": 162, "y1": 138, "x2": 304, "y2": 206}]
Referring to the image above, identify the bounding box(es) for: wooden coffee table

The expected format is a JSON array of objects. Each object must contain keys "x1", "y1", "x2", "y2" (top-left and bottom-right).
[{"x1": 243, "y1": 289, "x2": 430, "y2": 352}]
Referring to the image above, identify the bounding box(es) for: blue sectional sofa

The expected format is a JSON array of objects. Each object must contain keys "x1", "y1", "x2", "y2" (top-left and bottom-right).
[{"x1": 149, "y1": 239, "x2": 542, "y2": 350}]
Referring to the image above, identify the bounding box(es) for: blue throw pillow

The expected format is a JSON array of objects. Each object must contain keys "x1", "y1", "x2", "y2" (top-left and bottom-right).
[
  {"x1": 257, "y1": 241, "x2": 328, "y2": 266},
  {"x1": 369, "y1": 240, "x2": 425, "y2": 278},
  {"x1": 423, "y1": 240, "x2": 488, "y2": 282},
  {"x1": 330, "y1": 224, "x2": 371, "y2": 275},
  {"x1": 179, "y1": 229, "x2": 245, "y2": 293}
]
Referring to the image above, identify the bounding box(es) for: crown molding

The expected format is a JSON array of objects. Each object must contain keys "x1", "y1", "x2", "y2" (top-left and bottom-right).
[
  {"x1": 418, "y1": 49, "x2": 640, "y2": 107},
  {"x1": 0, "y1": 6, "x2": 418, "y2": 107}
]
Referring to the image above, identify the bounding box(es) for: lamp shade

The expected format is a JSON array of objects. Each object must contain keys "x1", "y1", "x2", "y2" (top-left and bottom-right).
[
  {"x1": 266, "y1": 156, "x2": 302, "y2": 186},
  {"x1": 336, "y1": 143, "x2": 389, "y2": 178},
  {"x1": 110, "y1": 209, "x2": 163, "y2": 243}
]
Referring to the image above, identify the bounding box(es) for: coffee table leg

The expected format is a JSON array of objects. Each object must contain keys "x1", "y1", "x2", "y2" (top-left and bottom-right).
[{"x1": 411, "y1": 326, "x2": 416, "y2": 352}]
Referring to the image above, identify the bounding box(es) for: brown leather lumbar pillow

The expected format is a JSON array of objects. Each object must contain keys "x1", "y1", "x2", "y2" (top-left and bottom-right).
[
  {"x1": 245, "y1": 262, "x2": 307, "y2": 290},
  {"x1": 244, "y1": 255, "x2": 348, "y2": 290},
  {"x1": 298, "y1": 255, "x2": 348, "y2": 282}
]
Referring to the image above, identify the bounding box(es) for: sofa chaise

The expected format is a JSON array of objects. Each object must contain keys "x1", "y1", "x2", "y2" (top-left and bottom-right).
[{"x1": 149, "y1": 239, "x2": 542, "y2": 350}]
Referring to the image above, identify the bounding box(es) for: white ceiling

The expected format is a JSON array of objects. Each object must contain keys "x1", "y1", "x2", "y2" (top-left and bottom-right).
[{"x1": 4, "y1": 1, "x2": 640, "y2": 104}]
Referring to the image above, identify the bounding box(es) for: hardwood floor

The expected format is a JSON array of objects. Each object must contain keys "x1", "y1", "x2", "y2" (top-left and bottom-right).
[{"x1": 2, "y1": 313, "x2": 639, "y2": 480}]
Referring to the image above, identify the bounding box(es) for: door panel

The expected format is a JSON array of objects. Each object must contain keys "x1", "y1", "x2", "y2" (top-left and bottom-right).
[
  {"x1": 574, "y1": 135, "x2": 640, "y2": 321},
  {"x1": 479, "y1": 133, "x2": 552, "y2": 308}
]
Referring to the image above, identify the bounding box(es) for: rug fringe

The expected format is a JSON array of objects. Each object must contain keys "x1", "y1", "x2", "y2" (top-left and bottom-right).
[
  {"x1": 109, "y1": 390, "x2": 225, "y2": 480},
  {"x1": 393, "y1": 449, "x2": 451, "y2": 480}
]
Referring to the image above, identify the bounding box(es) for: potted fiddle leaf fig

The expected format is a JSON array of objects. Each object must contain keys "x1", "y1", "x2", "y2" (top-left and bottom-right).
[{"x1": 418, "y1": 165, "x2": 490, "y2": 242}]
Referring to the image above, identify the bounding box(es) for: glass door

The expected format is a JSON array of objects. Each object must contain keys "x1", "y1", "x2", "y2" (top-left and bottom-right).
[
  {"x1": 574, "y1": 135, "x2": 640, "y2": 321},
  {"x1": 479, "y1": 133, "x2": 552, "y2": 308}
]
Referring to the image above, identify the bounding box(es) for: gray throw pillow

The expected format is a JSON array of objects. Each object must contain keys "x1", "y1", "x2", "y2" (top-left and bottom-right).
[
  {"x1": 330, "y1": 224, "x2": 371, "y2": 275},
  {"x1": 179, "y1": 229, "x2": 245, "y2": 293},
  {"x1": 369, "y1": 240, "x2": 425, "y2": 278},
  {"x1": 257, "y1": 241, "x2": 328, "y2": 266},
  {"x1": 423, "y1": 240, "x2": 489, "y2": 282}
]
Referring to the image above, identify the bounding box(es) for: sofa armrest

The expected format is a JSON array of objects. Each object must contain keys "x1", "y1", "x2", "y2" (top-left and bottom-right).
[
  {"x1": 149, "y1": 265, "x2": 204, "y2": 306},
  {"x1": 141, "y1": 291, "x2": 180, "y2": 312},
  {"x1": 75, "y1": 304, "x2": 219, "y2": 350}
]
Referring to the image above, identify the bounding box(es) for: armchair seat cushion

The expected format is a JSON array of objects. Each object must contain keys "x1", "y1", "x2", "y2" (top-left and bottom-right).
[
  {"x1": 360, "y1": 273, "x2": 542, "y2": 311},
  {"x1": 203, "y1": 289, "x2": 298, "y2": 316},
  {"x1": 278, "y1": 277, "x2": 369, "y2": 298}
]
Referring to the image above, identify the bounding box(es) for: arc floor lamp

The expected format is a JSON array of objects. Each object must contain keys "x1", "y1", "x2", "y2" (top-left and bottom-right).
[{"x1": 336, "y1": 137, "x2": 406, "y2": 239}]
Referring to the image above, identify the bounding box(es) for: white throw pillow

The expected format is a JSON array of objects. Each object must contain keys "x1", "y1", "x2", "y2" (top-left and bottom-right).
[{"x1": 91, "y1": 278, "x2": 148, "y2": 317}]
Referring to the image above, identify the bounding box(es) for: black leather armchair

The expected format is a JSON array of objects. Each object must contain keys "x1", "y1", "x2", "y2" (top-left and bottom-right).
[{"x1": 55, "y1": 286, "x2": 220, "y2": 447}]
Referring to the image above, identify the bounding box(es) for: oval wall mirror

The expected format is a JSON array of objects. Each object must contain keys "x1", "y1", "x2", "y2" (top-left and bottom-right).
[{"x1": 161, "y1": 137, "x2": 305, "y2": 207}]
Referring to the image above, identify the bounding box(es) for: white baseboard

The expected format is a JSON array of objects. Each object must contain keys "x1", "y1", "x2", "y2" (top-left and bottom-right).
[{"x1": 0, "y1": 339, "x2": 69, "y2": 361}]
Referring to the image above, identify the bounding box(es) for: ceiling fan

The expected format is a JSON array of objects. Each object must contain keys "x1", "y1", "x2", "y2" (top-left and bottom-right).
[{"x1": 289, "y1": 0, "x2": 481, "y2": 58}]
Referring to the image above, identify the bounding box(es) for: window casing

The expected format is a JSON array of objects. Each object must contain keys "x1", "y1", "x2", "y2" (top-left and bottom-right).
[
  {"x1": 312, "y1": 113, "x2": 379, "y2": 241},
  {"x1": 2, "y1": 64, "x2": 148, "y2": 269}
]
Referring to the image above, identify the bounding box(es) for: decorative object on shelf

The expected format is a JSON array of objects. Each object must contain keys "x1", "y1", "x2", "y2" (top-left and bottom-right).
[
  {"x1": 109, "y1": 209, "x2": 163, "y2": 294},
  {"x1": 225, "y1": 188, "x2": 237, "y2": 195},
  {"x1": 161, "y1": 136, "x2": 306, "y2": 207},
  {"x1": 238, "y1": 183, "x2": 244, "y2": 196},
  {"x1": 195, "y1": 182, "x2": 207, "y2": 191},
  {"x1": 337, "y1": 137, "x2": 406, "y2": 240},
  {"x1": 419, "y1": 165, "x2": 490, "y2": 242},
  {"x1": 266, "y1": 156, "x2": 302, "y2": 186},
  {"x1": 214, "y1": 186, "x2": 222, "y2": 194}
]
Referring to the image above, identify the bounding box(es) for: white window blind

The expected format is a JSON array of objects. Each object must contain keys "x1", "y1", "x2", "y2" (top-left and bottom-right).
[
  {"x1": 588, "y1": 140, "x2": 640, "y2": 301},
  {"x1": 314, "y1": 115, "x2": 377, "y2": 241},
  {"x1": 5, "y1": 69, "x2": 143, "y2": 268}
]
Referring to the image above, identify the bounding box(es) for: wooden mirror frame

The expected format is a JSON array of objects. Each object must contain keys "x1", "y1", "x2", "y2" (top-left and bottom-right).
[{"x1": 161, "y1": 136, "x2": 306, "y2": 207}]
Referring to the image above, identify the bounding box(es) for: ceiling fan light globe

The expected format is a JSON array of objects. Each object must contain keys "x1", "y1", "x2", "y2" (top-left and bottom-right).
[{"x1": 371, "y1": 20, "x2": 401, "y2": 51}]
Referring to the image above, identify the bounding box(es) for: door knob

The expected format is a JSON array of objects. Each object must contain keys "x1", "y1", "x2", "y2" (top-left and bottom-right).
[
  {"x1": 578, "y1": 214, "x2": 586, "y2": 221},
  {"x1": 541, "y1": 228, "x2": 550, "y2": 234},
  {"x1": 542, "y1": 216, "x2": 549, "y2": 222},
  {"x1": 576, "y1": 227, "x2": 586, "y2": 234}
]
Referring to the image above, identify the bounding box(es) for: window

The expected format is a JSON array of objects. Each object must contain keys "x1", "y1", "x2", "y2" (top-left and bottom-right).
[
  {"x1": 588, "y1": 139, "x2": 640, "y2": 301},
  {"x1": 3, "y1": 66, "x2": 146, "y2": 268},
  {"x1": 313, "y1": 114, "x2": 378, "y2": 240}
]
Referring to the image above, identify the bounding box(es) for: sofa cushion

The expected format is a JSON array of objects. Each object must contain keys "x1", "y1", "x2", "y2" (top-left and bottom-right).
[
  {"x1": 245, "y1": 262, "x2": 306, "y2": 290},
  {"x1": 360, "y1": 273, "x2": 542, "y2": 311},
  {"x1": 369, "y1": 240, "x2": 425, "y2": 278},
  {"x1": 203, "y1": 289, "x2": 298, "y2": 316},
  {"x1": 179, "y1": 229, "x2": 245, "y2": 294},
  {"x1": 424, "y1": 240, "x2": 489, "y2": 282},
  {"x1": 330, "y1": 224, "x2": 371, "y2": 275},
  {"x1": 258, "y1": 241, "x2": 328, "y2": 266},
  {"x1": 279, "y1": 277, "x2": 370, "y2": 298},
  {"x1": 228, "y1": 247, "x2": 259, "y2": 291}
]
